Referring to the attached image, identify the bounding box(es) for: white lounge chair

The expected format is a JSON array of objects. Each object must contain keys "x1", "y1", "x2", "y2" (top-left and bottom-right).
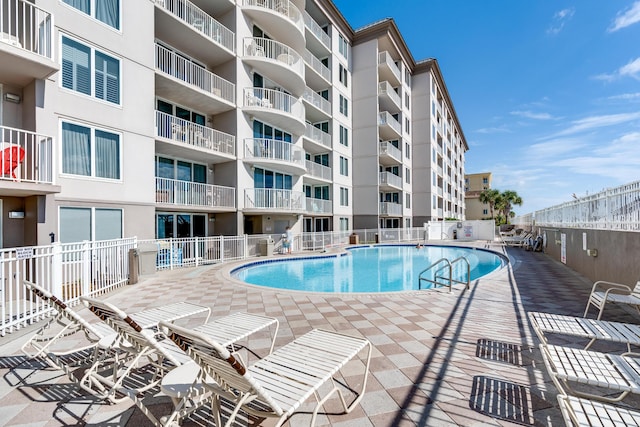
[
  {"x1": 540, "y1": 343, "x2": 640, "y2": 403},
  {"x1": 81, "y1": 296, "x2": 278, "y2": 426},
  {"x1": 159, "y1": 322, "x2": 371, "y2": 427},
  {"x1": 584, "y1": 280, "x2": 640, "y2": 320},
  {"x1": 529, "y1": 311, "x2": 640, "y2": 352},
  {"x1": 557, "y1": 394, "x2": 640, "y2": 427}
]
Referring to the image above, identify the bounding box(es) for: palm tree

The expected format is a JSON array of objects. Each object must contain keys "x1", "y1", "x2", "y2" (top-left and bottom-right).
[
  {"x1": 478, "y1": 189, "x2": 500, "y2": 219},
  {"x1": 499, "y1": 190, "x2": 523, "y2": 224}
]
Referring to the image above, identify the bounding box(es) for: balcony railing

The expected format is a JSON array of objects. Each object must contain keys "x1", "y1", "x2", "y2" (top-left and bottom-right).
[
  {"x1": 380, "y1": 202, "x2": 402, "y2": 216},
  {"x1": 245, "y1": 188, "x2": 305, "y2": 211},
  {"x1": 244, "y1": 138, "x2": 305, "y2": 167},
  {"x1": 306, "y1": 198, "x2": 332, "y2": 214},
  {"x1": 303, "y1": 49, "x2": 331, "y2": 82},
  {"x1": 155, "y1": 0, "x2": 235, "y2": 53},
  {"x1": 156, "y1": 111, "x2": 235, "y2": 156},
  {"x1": 303, "y1": 11, "x2": 331, "y2": 49},
  {"x1": 378, "y1": 81, "x2": 401, "y2": 108},
  {"x1": 243, "y1": 37, "x2": 304, "y2": 77},
  {"x1": 305, "y1": 160, "x2": 331, "y2": 181},
  {"x1": 0, "y1": 0, "x2": 52, "y2": 59},
  {"x1": 156, "y1": 177, "x2": 235, "y2": 208},
  {"x1": 302, "y1": 87, "x2": 331, "y2": 115},
  {"x1": 379, "y1": 141, "x2": 402, "y2": 162},
  {"x1": 304, "y1": 123, "x2": 331, "y2": 148},
  {"x1": 243, "y1": 0, "x2": 303, "y2": 34},
  {"x1": 155, "y1": 44, "x2": 235, "y2": 103},
  {"x1": 378, "y1": 51, "x2": 401, "y2": 83},
  {"x1": 379, "y1": 171, "x2": 402, "y2": 189},
  {"x1": 0, "y1": 126, "x2": 53, "y2": 184},
  {"x1": 378, "y1": 111, "x2": 402, "y2": 134},
  {"x1": 244, "y1": 88, "x2": 304, "y2": 121}
]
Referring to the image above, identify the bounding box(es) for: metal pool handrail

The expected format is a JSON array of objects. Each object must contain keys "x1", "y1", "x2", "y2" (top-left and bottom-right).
[{"x1": 418, "y1": 256, "x2": 470, "y2": 292}]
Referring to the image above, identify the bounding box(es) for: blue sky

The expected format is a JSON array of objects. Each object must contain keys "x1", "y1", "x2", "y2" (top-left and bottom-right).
[{"x1": 333, "y1": 1, "x2": 640, "y2": 216}]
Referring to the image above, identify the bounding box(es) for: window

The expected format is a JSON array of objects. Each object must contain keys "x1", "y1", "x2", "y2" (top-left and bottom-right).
[
  {"x1": 59, "y1": 207, "x2": 122, "y2": 243},
  {"x1": 338, "y1": 34, "x2": 349, "y2": 60},
  {"x1": 253, "y1": 167, "x2": 292, "y2": 189},
  {"x1": 62, "y1": 36, "x2": 120, "y2": 104},
  {"x1": 339, "y1": 95, "x2": 348, "y2": 116},
  {"x1": 340, "y1": 187, "x2": 349, "y2": 206},
  {"x1": 483, "y1": 209, "x2": 489, "y2": 215},
  {"x1": 405, "y1": 167, "x2": 410, "y2": 184},
  {"x1": 482, "y1": 177, "x2": 488, "y2": 184},
  {"x1": 404, "y1": 68, "x2": 411, "y2": 85},
  {"x1": 405, "y1": 93, "x2": 410, "y2": 109},
  {"x1": 405, "y1": 118, "x2": 410, "y2": 134},
  {"x1": 405, "y1": 142, "x2": 411, "y2": 159},
  {"x1": 339, "y1": 217, "x2": 349, "y2": 231},
  {"x1": 156, "y1": 157, "x2": 206, "y2": 183},
  {"x1": 339, "y1": 156, "x2": 348, "y2": 176},
  {"x1": 62, "y1": 121, "x2": 121, "y2": 179},
  {"x1": 338, "y1": 63, "x2": 348, "y2": 87},
  {"x1": 339, "y1": 125, "x2": 348, "y2": 146},
  {"x1": 63, "y1": 0, "x2": 120, "y2": 30},
  {"x1": 406, "y1": 193, "x2": 411, "y2": 209},
  {"x1": 156, "y1": 213, "x2": 206, "y2": 239}
]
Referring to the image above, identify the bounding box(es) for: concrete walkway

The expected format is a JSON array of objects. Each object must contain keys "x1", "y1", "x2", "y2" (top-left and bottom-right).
[{"x1": 1, "y1": 242, "x2": 638, "y2": 426}]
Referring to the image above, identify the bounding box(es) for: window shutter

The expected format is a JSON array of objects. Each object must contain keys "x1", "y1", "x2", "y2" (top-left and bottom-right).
[{"x1": 62, "y1": 37, "x2": 91, "y2": 95}]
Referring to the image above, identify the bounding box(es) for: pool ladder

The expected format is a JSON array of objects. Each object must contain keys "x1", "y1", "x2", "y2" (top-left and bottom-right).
[{"x1": 418, "y1": 257, "x2": 470, "y2": 292}]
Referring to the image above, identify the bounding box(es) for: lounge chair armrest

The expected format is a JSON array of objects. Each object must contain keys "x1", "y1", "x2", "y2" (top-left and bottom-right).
[{"x1": 590, "y1": 280, "x2": 633, "y2": 295}]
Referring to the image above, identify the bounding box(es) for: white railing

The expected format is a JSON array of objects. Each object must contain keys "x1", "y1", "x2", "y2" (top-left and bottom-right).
[
  {"x1": 156, "y1": 177, "x2": 235, "y2": 208},
  {"x1": 379, "y1": 141, "x2": 402, "y2": 162},
  {"x1": 155, "y1": 0, "x2": 235, "y2": 53},
  {"x1": 302, "y1": 87, "x2": 331, "y2": 115},
  {"x1": 303, "y1": 49, "x2": 331, "y2": 82},
  {"x1": 243, "y1": 37, "x2": 304, "y2": 78},
  {"x1": 529, "y1": 180, "x2": 640, "y2": 231},
  {"x1": 379, "y1": 171, "x2": 402, "y2": 188},
  {"x1": 155, "y1": 111, "x2": 235, "y2": 156},
  {"x1": 306, "y1": 198, "x2": 332, "y2": 214},
  {"x1": 305, "y1": 160, "x2": 332, "y2": 180},
  {"x1": 0, "y1": 126, "x2": 53, "y2": 184},
  {"x1": 244, "y1": 188, "x2": 305, "y2": 211},
  {"x1": 0, "y1": 238, "x2": 135, "y2": 336},
  {"x1": 244, "y1": 138, "x2": 305, "y2": 167},
  {"x1": 378, "y1": 81, "x2": 401, "y2": 108},
  {"x1": 304, "y1": 123, "x2": 331, "y2": 147},
  {"x1": 378, "y1": 111, "x2": 402, "y2": 135},
  {"x1": 303, "y1": 11, "x2": 331, "y2": 49},
  {"x1": 155, "y1": 43, "x2": 235, "y2": 103},
  {"x1": 378, "y1": 51, "x2": 401, "y2": 82},
  {"x1": 242, "y1": 0, "x2": 304, "y2": 34},
  {"x1": 0, "y1": 0, "x2": 53, "y2": 59},
  {"x1": 244, "y1": 87, "x2": 305, "y2": 122},
  {"x1": 380, "y1": 202, "x2": 402, "y2": 216}
]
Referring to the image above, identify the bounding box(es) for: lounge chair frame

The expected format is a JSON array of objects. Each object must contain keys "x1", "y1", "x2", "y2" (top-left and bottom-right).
[
  {"x1": 557, "y1": 393, "x2": 640, "y2": 426},
  {"x1": 583, "y1": 280, "x2": 640, "y2": 320}
]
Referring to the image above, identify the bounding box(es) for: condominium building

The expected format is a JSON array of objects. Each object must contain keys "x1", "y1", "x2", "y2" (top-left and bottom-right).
[
  {"x1": 0, "y1": 0, "x2": 466, "y2": 248},
  {"x1": 464, "y1": 172, "x2": 493, "y2": 220}
]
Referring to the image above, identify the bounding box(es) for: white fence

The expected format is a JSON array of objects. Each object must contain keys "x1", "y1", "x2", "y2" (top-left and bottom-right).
[{"x1": 514, "y1": 180, "x2": 640, "y2": 231}]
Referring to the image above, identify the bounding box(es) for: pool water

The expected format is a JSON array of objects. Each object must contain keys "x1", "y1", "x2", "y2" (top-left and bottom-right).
[{"x1": 232, "y1": 245, "x2": 506, "y2": 293}]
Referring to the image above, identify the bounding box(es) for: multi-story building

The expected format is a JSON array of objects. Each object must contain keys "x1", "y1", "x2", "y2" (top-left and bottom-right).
[
  {"x1": 0, "y1": 0, "x2": 466, "y2": 248},
  {"x1": 464, "y1": 172, "x2": 493, "y2": 220}
]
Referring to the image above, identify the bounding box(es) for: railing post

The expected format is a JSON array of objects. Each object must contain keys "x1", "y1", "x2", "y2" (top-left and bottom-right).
[
  {"x1": 51, "y1": 242, "x2": 62, "y2": 298},
  {"x1": 243, "y1": 234, "x2": 248, "y2": 259},
  {"x1": 195, "y1": 236, "x2": 200, "y2": 267},
  {"x1": 220, "y1": 236, "x2": 225, "y2": 263},
  {"x1": 82, "y1": 241, "x2": 91, "y2": 297}
]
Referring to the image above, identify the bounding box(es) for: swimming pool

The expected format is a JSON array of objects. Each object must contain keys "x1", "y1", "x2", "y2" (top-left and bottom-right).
[{"x1": 231, "y1": 245, "x2": 506, "y2": 293}]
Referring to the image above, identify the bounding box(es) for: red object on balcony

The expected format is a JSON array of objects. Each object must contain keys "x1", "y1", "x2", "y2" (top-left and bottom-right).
[{"x1": 2, "y1": 145, "x2": 25, "y2": 179}]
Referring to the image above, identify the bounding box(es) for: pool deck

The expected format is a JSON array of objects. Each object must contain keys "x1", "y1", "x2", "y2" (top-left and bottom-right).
[{"x1": 1, "y1": 241, "x2": 639, "y2": 426}]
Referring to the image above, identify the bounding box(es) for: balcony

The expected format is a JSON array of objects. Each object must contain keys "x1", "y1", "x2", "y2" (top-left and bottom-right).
[
  {"x1": 242, "y1": 37, "x2": 305, "y2": 97},
  {"x1": 303, "y1": 11, "x2": 331, "y2": 55},
  {"x1": 302, "y1": 123, "x2": 331, "y2": 153},
  {"x1": 155, "y1": 44, "x2": 235, "y2": 114},
  {"x1": 241, "y1": 0, "x2": 304, "y2": 52},
  {"x1": 303, "y1": 49, "x2": 331, "y2": 89},
  {"x1": 302, "y1": 87, "x2": 331, "y2": 122},
  {"x1": 243, "y1": 138, "x2": 306, "y2": 175},
  {"x1": 0, "y1": 126, "x2": 59, "y2": 196},
  {"x1": 379, "y1": 171, "x2": 402, "y2": 190},
  {"x1": 0, "y1": 0, "x2": 57, "y2": 86},
  {"x1": 379, "y1": 141, "x2": 402, "y2": 166},
  {"x1": 244, "y1": 188, "x2": 305, "y2": 213},
  {"x1": 155, "y1": 111, "x2": 235, "y2": 162},
  {"x1": 156, "y1": 177, "x2": 235, "y2": 210},
  {"x1": 305, "y1": 160, "x2": 331, "y2": 183},
  {"x1": 378, "y1": 51, "x2": 401, "y2": 86},
  {"x1": 243, "y1": 88, "x2": 306, "y2": 135},
  {"x1": 378, "y1": 81, "x2": 401, "y2": 112},
  {"x1": 380, "y1": 202, "x2": 402, "y2": 217},
  {"x1": 306, "y1": 198, "x2": 332, "y2": 214},
  {"x1": 154, "y1": 0, "x2": 235, "y2": 65},
  {"x1": 378, "y1": 111, "x2": 402, "y2": 140}
]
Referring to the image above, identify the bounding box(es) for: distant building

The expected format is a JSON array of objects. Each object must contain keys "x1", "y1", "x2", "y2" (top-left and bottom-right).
[{"x1": 464, "y1": 172, "x2": 492, "y2": 220}]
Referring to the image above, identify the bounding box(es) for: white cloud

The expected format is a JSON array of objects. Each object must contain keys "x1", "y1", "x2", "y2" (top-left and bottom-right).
[
  {"x1": 545, "y1": 111, "x2": 640, "y2": 138},
  {"x1": 547, "y1": 8, "x2": 575, "y2": 35},
  {"x1": 608, "y1": 1, "x2": 640, "y2": 32},
  {"x1": 527, "y1": 138, "x2": 589, "y2": 158},
  {"x1": 475, "y1": 125, "x2": 511, "y2": 134},
  {"x1": 593, "y1": 57, "x2": 640, "y2": 81},
  {"x1": 607, "y1": 92, "x2": 640, "y2": 101},
  {"x1": 510, "y1": 110, "x2": 554, "y2": 120}
]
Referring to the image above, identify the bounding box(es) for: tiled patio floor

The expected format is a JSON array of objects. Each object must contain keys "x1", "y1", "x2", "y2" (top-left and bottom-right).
[{"x1": 1, "y1": 242, "x2": 639, "y2": 426}]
